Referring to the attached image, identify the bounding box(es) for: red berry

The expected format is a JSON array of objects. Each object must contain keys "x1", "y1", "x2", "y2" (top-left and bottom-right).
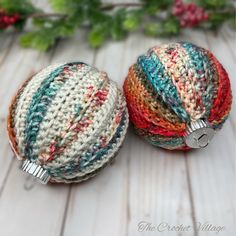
[
  {"x1": 0, "y1": 10, "x2": 21, "y2": 29},
  {"x1": 172, "y1": 0, "x2": 208, "y2": 28}
]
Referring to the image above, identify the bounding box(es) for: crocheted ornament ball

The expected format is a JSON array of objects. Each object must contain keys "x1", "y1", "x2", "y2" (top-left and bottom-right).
[
  {"x1": 8, "y1": 62, "x2": 129, "y2": 183},
  {"x1": 124, "y1": 42, "x2": 232, "y2": 150}
]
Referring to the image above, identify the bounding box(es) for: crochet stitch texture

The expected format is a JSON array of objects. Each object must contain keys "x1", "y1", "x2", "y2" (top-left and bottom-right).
[
  {"x1": 123, "y1": 42, "x2": 232, "y2": 150},
  {"x1": 8, "y1": 62, "x2": 129, "y2": 183}
]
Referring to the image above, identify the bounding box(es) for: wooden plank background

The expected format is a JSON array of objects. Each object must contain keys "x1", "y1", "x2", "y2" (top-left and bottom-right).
[{"x1": 0, "y1": 1, "x2": 235, "y2": 236}]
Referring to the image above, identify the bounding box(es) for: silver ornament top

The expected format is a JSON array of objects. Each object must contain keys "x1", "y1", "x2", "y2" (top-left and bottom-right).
[
  {"x1": 21, "y1": 159, "x2": 50, "y2": 184},
  {"x1": 184, "y1": 119, "x2": 215, "y2": 148}
]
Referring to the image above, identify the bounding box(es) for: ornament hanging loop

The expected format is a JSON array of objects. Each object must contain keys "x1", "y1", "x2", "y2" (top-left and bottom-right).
[{"x1": 184, "y1": 119, "x2": 215, "y2": 149}]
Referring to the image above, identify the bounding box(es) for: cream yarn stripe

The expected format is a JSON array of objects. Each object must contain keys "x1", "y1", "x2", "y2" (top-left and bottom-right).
[
  {"x1": 61, "y1": 80, "x2": 118, "y2": 163},
  {"x1": 33, "y1": 65, "x2": 96, "y2": 158},
  {"x1": 14, "y1": 63, "x2": 63, "y2": 159},
  {"x1": 46, "y1": 79, "x2": 118, "y2": 168},
  {"x1": 49, "y1": 88, "x2": 126, "y2": 179},
  {"x1": 153, "y1": 43, "x2": 205, "y2": 120},
  {"x1": 78, "y1": 90, "x2": 126, "y2": 170},
  {"x1": 48, "y1": 70, "x2": 107, "y2": 150},
  {"x1": 38, "y1": 70, "x2": 108, "y2": 164}
]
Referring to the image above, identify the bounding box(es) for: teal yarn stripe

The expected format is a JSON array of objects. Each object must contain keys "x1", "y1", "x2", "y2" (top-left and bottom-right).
[
  {"x1": 140, "y1": 132, "x2": 185, "y2": 149},
  {"x1": 133, "y1": 63, "x2": 183, "y2": 124},
  {"x1": 180, "y1": 42, "x2": 216, "y2": 117},
  {"x1": 138, "y1": 52, "x2": 189, "y2": 122},
  {"x1": 24, "y1": 62, "x2": 84, "y2": 159},
  {"x1": 147, "y1": 138, "x2": 184, "y2": 149}
]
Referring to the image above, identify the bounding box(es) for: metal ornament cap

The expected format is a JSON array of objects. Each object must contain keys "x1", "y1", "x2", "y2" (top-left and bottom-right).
[
  {"x1": 184, "y1": 119, "x2": 215, "y2": 149},
  {"x1": 21, "y1": 159, "x2": 50, "y2": 184}
]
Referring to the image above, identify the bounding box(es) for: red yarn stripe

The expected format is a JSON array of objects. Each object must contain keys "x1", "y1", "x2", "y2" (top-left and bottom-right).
[
  {"x1": 124, "y1": 78, "x2": 185, "y2": 137},
  {"x1": 207, "y1": 52, "x2": 232, "y2": 124}
]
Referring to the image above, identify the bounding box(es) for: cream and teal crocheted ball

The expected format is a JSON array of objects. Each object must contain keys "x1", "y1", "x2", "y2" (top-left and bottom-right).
[{"x1": 8, "y1": 62, "x2": 129, "y2": 183}]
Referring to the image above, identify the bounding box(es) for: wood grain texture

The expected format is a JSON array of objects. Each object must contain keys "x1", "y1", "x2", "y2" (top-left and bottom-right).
[{"x1": 0, "y1": 6, "x2": 235, "y2": 236}]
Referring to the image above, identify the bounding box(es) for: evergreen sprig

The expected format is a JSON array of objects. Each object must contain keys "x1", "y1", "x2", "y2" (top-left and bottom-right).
[{"x1": 0, "y1": 0, "x2": 235, "y2": 51}]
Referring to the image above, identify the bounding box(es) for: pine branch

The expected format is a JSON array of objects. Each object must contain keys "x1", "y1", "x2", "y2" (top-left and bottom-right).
[{"x1": 0, "y1": 0, "x2": 235, "y2": 51}]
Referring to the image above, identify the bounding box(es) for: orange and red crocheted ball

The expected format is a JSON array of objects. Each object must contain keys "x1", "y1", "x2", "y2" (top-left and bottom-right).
[{"x1": 123, "y1": 42, "x2": 232, "y2": 150}]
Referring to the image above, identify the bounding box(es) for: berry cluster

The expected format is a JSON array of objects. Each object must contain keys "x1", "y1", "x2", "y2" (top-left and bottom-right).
[
  {"x1": 172, "y1": 0, "x2": 208, "y2": 27},
  {"x1": 0, "y1": 9, "x2": 20, "y2": 29}
]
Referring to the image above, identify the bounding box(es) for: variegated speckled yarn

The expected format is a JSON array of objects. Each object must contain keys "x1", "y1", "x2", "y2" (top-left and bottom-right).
[
  {"x1": 124, "y1": 42, "x2": 232, "y2": 150},
  {"x1": 8, "y1": 62, "x2": 129, "y2": 183}
]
